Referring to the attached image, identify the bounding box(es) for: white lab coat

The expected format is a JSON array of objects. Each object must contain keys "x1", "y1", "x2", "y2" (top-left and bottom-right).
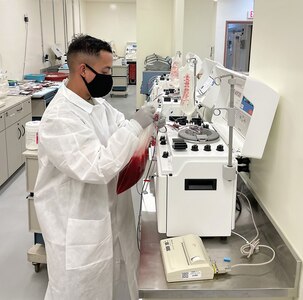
[{"x1": 34, "y1": 82, "x2": 141, "y2": 300}]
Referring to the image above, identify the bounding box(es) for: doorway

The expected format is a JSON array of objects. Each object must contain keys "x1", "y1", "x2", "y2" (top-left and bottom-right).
[{"x1": 224, "y1": 21, "x2": 253, "y2": 73}]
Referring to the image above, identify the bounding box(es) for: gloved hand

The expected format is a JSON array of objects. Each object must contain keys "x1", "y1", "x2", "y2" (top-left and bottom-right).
[
  {"x1": 133, "y1": 103, "x2": 156, "y2": 129},
  {"x1": 154, "y1": 112, "x2": 166, "y2": 129}
]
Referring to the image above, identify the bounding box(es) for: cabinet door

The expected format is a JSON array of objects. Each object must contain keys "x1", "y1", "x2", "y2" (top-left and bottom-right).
[
  {"x1": 113, "y1": 76, "x2": 128, "y2": 87},
  {"x1": 0, "y1": 113, "x2": 5, "y2": 132},
  {"x1": 6, "y1": 122, "x2": 23, "y2": 176},
  {"x1": 0, "y1": 130, "x2": 8, "y2": 185},
  {"x1": 20, "y1": 114, "x2": 32, "y2": 155}
]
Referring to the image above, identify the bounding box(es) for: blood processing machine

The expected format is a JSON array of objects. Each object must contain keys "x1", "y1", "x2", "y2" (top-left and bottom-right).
[
  {"x1": 151, "y1": 58, "x2": 222, "y2": 121},
  {"x1": 154, "y1": 64, "x2": 279, "y2": 237}
]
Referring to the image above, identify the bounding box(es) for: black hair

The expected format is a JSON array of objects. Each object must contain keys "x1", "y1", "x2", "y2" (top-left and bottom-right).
[{"x1": 67, "y1": 34, "x2": 112, "y2": 68}]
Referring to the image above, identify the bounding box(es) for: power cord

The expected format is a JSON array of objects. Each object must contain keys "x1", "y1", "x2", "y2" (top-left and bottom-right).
[
  {"x1": 229, "y1": 191, "x2": 275, "y2": 270},
  {"x1": 22, "y1": 17, "x2": 29, "y2": 79},
  {"x1": 235, "y1": 195, "x2": 242, "y2": 223},
  {"x1": 136, "y1": 138, "x2": 157, "y2": 251}
]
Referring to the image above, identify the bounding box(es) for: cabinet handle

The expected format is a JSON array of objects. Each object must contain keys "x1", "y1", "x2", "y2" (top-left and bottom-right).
[
  {"x1": 17, "y1": 107, "x2": 23, "y2": 112},
  {"x1": 18, "y1": 127, "x2": 22, "y2": 140},
  {"x1": 21, "y1": 125, "x2": 25, "y2": 136}
]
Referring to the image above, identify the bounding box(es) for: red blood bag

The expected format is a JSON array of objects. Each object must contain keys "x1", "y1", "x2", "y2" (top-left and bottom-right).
[{"x1": 117, "y1": 124, "x2": 154, "y2": 194}]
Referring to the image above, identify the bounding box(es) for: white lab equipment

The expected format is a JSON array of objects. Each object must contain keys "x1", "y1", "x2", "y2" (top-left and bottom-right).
[
  {"x1": 160, "y1": 234, "x2": 214, "y2": 282},
  {"x1": 154, "y1": 59, "x2": 220, "y2": 122},
  {"x1": 125, "y1": 42, "x2": 137, "y2": 61},
  {"x1": 155, "y1": 122, "x2": 237, "y2": 237},
  {"x1": 155, "y1": 65, "x2": 279, "y2": 237},
  {"x1": 51, "y1": 44, "x2": 67, "y2": 64},
  {"x1": 212, "y1": 65, "x2": 279, "y2": 158},
  {"x1": 196, "y1": 58, "x2": 223, "y2": 106}
]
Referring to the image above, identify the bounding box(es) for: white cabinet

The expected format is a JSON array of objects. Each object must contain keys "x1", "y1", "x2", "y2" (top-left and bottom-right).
[
  {"x1": 110, "y1": 64, "x2": 128, "y2": 97},
  {"x1": 6, "y1": 114, "x2": 31, "y2": 176},
  {"x1": 0, "y1": 96, "x2": 32, "y2": 185},
  {"x1": 6, "y1": 121, "x2": 22, "y2": 176},
  {"x1": 0, "y1": 128, "x2": 8, "y2": 185},
  {"x1": 0, "y1": 112, "x2": 8, "y2": 185}
]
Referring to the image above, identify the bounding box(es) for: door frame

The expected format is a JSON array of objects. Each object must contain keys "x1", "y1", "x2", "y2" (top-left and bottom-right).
[{"x1": 223, "y1": 20, "x2": 253, "y2": 70}]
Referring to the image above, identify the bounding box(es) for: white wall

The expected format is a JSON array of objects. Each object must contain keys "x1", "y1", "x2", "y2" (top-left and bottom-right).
[
  {"x1": 244, "y1": 0, "x2": 303, "y2": 298},
  {"x1": 183, "y1": 0, "x2": 217, "y2": 64},
  {"x1": 85, "y1": 2, "x2": 136, "y2": 56},
  {"x1": 0, "y1": 0, "x2": 44, "y2": 79},
  {"x1": 137, "y1": 0, "x2": 217, "y2": 107},
  {"x1": 136, "y1": 0, "x2": 173, "y2": 107},
  {"x1": 172, "y1": 0, "x2": 185, "y2": 55},
  {"x1": 0, "y1": 0, "x2": 83, "y2": 80},
  {"x1": 214, "y1": 0, "x2": 254, "y2": 64}
]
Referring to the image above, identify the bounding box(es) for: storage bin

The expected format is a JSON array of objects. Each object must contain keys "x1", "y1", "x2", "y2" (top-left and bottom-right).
[
  {"x1": 24, "y1": 74, "x2": 46, "y2": 82},
  {"x1": 44, "y1": 72, "x2": 68, "y2": 81}
]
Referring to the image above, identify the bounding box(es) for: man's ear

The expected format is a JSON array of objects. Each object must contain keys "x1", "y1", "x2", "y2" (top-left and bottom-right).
[{"x1": 79, "y1": 63, "x2": 86, "y2": 77}]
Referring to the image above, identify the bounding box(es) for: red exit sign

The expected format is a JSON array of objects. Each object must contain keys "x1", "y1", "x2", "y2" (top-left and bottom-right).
[{"x1": 247, "y1": 10, "x2": 254, "y2": 19}]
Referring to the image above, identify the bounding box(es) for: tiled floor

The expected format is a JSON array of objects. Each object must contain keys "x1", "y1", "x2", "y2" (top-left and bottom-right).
[{"x1": 0, "y1": 85, "x2": 138, "y2": 299}]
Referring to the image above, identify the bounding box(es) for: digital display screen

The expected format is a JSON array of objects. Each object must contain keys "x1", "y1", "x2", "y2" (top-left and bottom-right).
[{"x1": 240, "y1": 96, "x2": 254, "y2": 116}]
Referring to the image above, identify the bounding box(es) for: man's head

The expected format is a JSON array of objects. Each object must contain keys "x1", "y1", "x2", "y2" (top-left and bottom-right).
[{"x1": 66, "y1": 35, "x2": 113, "y2": 99}]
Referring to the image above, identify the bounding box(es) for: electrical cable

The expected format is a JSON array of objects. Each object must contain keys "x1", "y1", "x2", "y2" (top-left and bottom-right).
[
  {"x1": 22, "y1": 21, "x2": 29, "y2": 79},
  {"x1": 234, "y1": 195, "x2": 242, "y2": 223},
  {"x1": 236, "y1": 195, "x2": 242, "y2": 212},
  {"x1": 135, "y1": 154, "x2": 156, "y2": 196},
  {"x1": 136, "y1": 133, "x2": 157, "y2": 251},
  {"x1": 230, "y1": 191, "x2": 276, "y2": 269}
]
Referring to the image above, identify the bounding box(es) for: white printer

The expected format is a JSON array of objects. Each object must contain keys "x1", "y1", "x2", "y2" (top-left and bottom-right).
[{"x1": 160, "y1": 234, "x2": 214, "y2": 282}]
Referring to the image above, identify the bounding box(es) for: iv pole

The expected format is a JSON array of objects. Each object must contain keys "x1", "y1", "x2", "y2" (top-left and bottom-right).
[{"x1": 214, "y1": 74, "x2": 238, "y2": 181}]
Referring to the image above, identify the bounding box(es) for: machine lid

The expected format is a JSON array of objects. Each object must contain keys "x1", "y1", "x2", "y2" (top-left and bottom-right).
[{"x1": 211, "y1": 66, "x2": 279, "y2": 159}]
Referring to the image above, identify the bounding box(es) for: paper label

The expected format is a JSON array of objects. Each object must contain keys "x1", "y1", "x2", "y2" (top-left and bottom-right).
[{"x1": 181, "y1": 270, "x2": 202, "y2": 280}]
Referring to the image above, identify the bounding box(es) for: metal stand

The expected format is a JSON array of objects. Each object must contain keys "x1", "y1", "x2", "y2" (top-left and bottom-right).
[{"x1": 213, "y1": 75, "x2": 238, "y2": 181}]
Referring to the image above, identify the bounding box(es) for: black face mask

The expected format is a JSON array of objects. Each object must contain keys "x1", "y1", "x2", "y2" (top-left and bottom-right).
[{"x1": 81, "y1": 64, "x2": 113, "y2": 98}]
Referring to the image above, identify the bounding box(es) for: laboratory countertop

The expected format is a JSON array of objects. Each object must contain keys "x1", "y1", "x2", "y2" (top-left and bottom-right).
[
  {"x1": 138, "y1": 180, "x2": 301, "y2": 299},
  {"x1": 0, "y1": 95, "x2": 31, "y2": 113}
]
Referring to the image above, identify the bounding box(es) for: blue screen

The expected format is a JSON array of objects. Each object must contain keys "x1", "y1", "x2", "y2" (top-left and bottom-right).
[{"x1": 241, "y1": 96, "x2": 254, "y2": 116}]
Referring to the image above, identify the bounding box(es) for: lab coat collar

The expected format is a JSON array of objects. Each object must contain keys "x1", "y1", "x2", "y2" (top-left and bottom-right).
[{"x1": 61, "y1": 79, "x2": 105, "y2": 114}]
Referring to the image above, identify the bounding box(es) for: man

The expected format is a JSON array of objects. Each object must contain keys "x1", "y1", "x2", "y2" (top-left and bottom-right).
[{"x1": 34, "y1": 35, "x2": 163, "y2": 299}]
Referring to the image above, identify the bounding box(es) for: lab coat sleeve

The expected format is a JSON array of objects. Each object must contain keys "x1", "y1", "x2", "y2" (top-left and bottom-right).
[
  {"x1": 39, "y1": 112, "x2": 139, "y2": 184},
  {"x1": 111, "y1": 105, "x2": 143, "y2": 136}
]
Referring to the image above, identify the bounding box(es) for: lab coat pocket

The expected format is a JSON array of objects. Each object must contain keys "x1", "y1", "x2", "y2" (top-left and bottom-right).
[{"x1": 66, "y1": 213, "x2": 112, "y2": 270}]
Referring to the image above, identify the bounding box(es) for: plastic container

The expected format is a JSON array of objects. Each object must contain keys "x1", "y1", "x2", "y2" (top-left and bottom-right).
[
  {"x1": 0, "y1": 74, "x2": 9, "y2": 99},
  {"x1": 25, "y1": 121, "x2": 41, "y2": 150},
  {"x1": 44, "y1": 72, "x2": 68, "y2": 81},
  {"x1": 24, "y1": 74, "x2": 46, "y2": 82}
]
